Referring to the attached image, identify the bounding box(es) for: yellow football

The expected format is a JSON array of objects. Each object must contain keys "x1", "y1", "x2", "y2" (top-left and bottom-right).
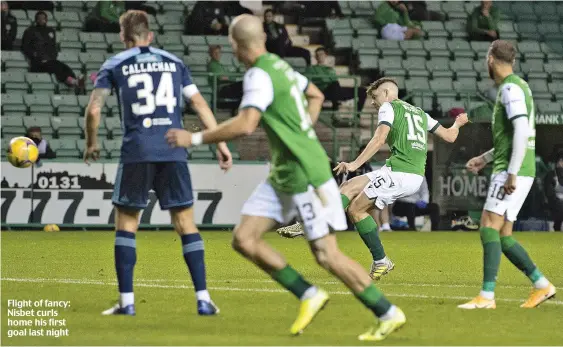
[
  {"x1": 43, "y1": 224, "x2": 60, "y2": 232},
  {"x1": 7, "y1": 136, "x2": 39, "y2": 168}
]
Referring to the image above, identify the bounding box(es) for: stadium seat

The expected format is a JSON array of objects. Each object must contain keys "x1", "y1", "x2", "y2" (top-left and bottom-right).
[
  {"x1": 498, "y1": 21, "x2": 518, "y2": 40},
  {"x1": 411, "y1": 94, "x2": 434, "y2": 111},
  {"x1": 399, "y1": 40, "x2": 426, "y2": 58},
  {"x1": 448, "y1": 40, "x2": 474, "y2": 59},
  {"x1": 52, "y1": 116, "x2": 82, "y2": 137},
  {"x1": 53, "y1": 11, "x2": 82, "y2": 30},
  {"x1": 430, "y1": 77, "x2": 454, "y2": 93},
  {"x1": 406, "y1": 77, "x2": 430, "y2": 91},
  {"x1": 424, "y1": 39, "x2": 450, "y2": 58},
  {"x1": 470, "y1": 41, "x2": 490, "y2": 56},
  {"x1": 1, "y1": 115, "x2": 24, "y2": 135},
  {"x1": 527, "y1": 80, "x2": 552, "y2": 100},
  {"x1": 426, "y1": 58, "x2": 452, "y2": 78},
  {"x1": 333, "y1": 34, "x2": 354, "y2": 49},
  {"x1": 26, "y1": 73, "x2": 56, "y2": 93},
  {"x1": 518, "y1": 41, "x2": 545, "y2": 61},
  {"x1": 358, "y1": 54, "x2": 379, "y2": 70},
  {"x1": 58, "y1": 31, "x2": 83, "y2": 51},
  {"x1": 539, "y1": 22, "x2": 563, "y2": 41},
  {"x1": 441, "y1": 2, "x2": 466, "y2": 20},
  {"x1": 402, "y1": 57, "x2": 427, "y2": 72},
  {"x1": 450, "y1": 58, "x2": 478, "y2": 78},
  {"x1": 436, "y1": 97, "x2": 463, "y2": 113},
  {"x1": 421, "y1": 21, "x2": 448, "y2": 39},
  {"x1": 477, "y1": 80, "x2": 495, "y2": 95},
  {"x1": 105, "y1": 33, "x2": 122, "y2": 52},
  {"x1": 157, "y1": 35, "x2": 185, "y2": 55},
  {"x1": 50, "y1": 139, "x2": 79, "y2": 158},
  {"x1": 548, "y1": 81, "x2": 563, "y2": 95},
  {"x1": 23, "y1": 116, "x2": 53, "y2": 135},
  {"x1": 3, "y1": 71, "x2": 27, "y2": 93},
  {"x1": 444, "y1": 20, "x2": 467, "y2": 39},
  {"x1": 541, "y1": 42, "x2": 563, "y2": 62},
  {"x1": 1, "y1": 51, "x2": 28, "y2": 71},
  {"x1": 375, "y1": 40, "x2": 402, "y2": 57},
  {"x1": 453, "y1": 77, "x2": 477, "y2": 93},
  {"x1": 79, "y1": 52, "x2": 106, "y2": 71},
  {"x1": 538, "y1": 102, "x2": 562, "y2": 114},
  {"x1": 350, "y1": 18, "x2": 373, "y2": 30},
  {"x1": 58, "y1": 51, "x2": 83, "y2": 71},
  {"x1": 521, "y1": 60, "x2": 548, "y2": 80},
  {"x1": 326, "y1": 18, "x2": 351, "y2": 31},
  {"x1": 24, "y1": 94, "x2": 52, "y2": 114},
  {"x1": 1, "y1": 94, "x2": 27, "y2": 114},
  {"x1": 510, "y1": 2, "x2": 537, "y2": 20},
  {"x1": 514, "y1": 22, "x2": 537, "y2": 40},
  {"x1": 52, "y1": 95, "x2": 80, "y2": 117},
  {"x1": 103, "y1": 139, "x2": 121, "y2": 158},
  {"x1": 182, "y1": 35, "x2": 207, "y2": 47},
  {"x1": 378, "y1": 58, "x2": 405, "y2": 76},
  {"x1": 105, "y1": 118, "x2": 123, "y2": 138}
]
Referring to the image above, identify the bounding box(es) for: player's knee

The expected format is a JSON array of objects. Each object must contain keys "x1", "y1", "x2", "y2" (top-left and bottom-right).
[
  {"x1": 115, "y1": 207, "x2": 141, "y2": 232},
  {"x1": 313, "y1": 245, "x2": 339, "y2": 270},
  {"x1": 347, "y1": 199, "x2": 366, "y2": 222},
  {"x1": 170, "y1": 207, "x2": 198, "y2": 235},
  {"x1": 231, "y1": 231, "x2": 255, "y2": 255}
]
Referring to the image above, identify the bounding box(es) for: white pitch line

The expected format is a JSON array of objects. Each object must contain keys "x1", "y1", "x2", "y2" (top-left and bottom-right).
[{"x1": 2, "y1": 277, "x2": 562, "y2": 306}]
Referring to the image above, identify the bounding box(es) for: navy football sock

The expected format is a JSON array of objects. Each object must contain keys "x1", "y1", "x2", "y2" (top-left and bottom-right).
[
  {"x1": 181, "y1": 233, "x2": 207, "y2": 293},
  {"x1": 114, "y1": 230, "x2": 136, "y2": 296}
]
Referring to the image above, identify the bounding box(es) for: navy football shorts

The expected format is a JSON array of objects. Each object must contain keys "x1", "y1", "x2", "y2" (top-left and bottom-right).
[{"x1": 112, "y1": 162, "x2": 194, "y2": 210}]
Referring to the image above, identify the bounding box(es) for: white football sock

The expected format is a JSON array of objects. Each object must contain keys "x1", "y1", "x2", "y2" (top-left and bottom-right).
[
  {"x1": 479, "y1": 290, "x2": 494, "y2": 300},
  {"x1": 534, "y1": 276, "x2": 550, "y2": 289},
  {"x1": 379, "y1": 305, "x2": 397, "y2": 321},
  {"x1": 300, "y1": 286, "x2": 318, "y2": 301},
  {"x1": 381, "y1": 223, "x2": 391, "y2": 231},
  {"x1": 196, "y1": 290, "x2": 211, "y2": 302},
  {"x1": 375, "y1": 256, "x2": 389, "y2": 265},
  {"x1": 120, "y1": 292, "x2": 134, "y2": 307}
]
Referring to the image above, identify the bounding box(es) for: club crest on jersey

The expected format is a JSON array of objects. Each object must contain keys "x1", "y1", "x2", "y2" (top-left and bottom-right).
[{"x1": 135, "y1": 53, "x2": 162, "y2": 63}]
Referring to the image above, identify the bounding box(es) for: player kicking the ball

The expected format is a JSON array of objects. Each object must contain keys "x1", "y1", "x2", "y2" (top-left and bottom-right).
[
  {"x1": 83, "y1": 10, "x2": 232, "y2": 316},
  {"x1": 280, "y1": 78, "x2": 469, "y2": 280},
  {"x1": 458, "y1": 40, "x2": 555, "y2": 309},
  {"x1": 166, "y1": 14, "x2": 406, "y2": 342}
]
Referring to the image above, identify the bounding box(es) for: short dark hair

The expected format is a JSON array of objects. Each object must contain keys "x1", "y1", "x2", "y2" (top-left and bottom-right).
[
  {"x1": 315, "y1": 46, "x2": 327, "y2": 54},
  {"x1": 264, "y1": 9, "x2": 273, "y2": 15},
  {"x1": 366, "y1": 77, "x2": 398, "y2": 96},
  {"x1": 208, "y1": 44, "x2": 221, "y2": 53},
  {"x1": 35, "y1": 11, "x2": 47, "y2": 21},
  {"x1": 27, "y1": 126, "x2": 41, "y2": 134},
  {"x1": 488, "y1": 40, "x2": 516, "y2": 64}
]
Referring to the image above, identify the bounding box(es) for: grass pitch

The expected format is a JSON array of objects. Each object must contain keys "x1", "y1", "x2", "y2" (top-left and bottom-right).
[{"x1": 1, "y1": 231, "x2": 562, "y2": 346}]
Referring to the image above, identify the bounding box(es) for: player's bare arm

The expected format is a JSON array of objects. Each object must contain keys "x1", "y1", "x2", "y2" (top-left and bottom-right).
[
  {"x1": 466, "y1": 148, "x2": 494, "y2": 174},
  {"x1": 84, "y1": 87, "x2": 110, "y2": 164},
  {"x1": 189, "y1": 92, "x2": 233, "y2": 171},
  {"x1": 334, "y1": 124, "x2": 391, "y2": 175},
  {"x1": 166, "y1": 107, "x2": 262, "y2": 148},
  {"x1": 304, "y1": 82, "x2": 324, "y2": 124},
  {"x1": 433, "y1": 113, "x2": 469, "y2": 143}
]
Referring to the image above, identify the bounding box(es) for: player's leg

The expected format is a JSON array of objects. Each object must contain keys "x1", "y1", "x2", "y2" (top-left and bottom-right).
[
  {"x1": 499, "y1": 177, "x2": 555, "y2": 307},
  {"x1": 235, "y1": 182, "x2": 323, "y2": 334},
  {"x1": 157, "y1": 162, "x2": 218, "y2": 315},
  {"x1": 298, "y1": 182, "x2": 405, "y2": 342},
  {"x1": 103, "y1": 163, "x2": 152, "y2": 316}
]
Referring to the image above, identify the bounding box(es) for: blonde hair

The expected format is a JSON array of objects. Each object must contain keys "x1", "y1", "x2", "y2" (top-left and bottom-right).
[{"x1": 120, "y1": 10, "x2": 150, "y2": 43}]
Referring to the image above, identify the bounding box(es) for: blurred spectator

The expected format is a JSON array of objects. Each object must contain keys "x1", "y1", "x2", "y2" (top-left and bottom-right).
[
  {"x1": 223, "y1": 2, "x2": 253, "y2": 16},
  {"x1": 185, "y1": 1, "x2": 228, "y2": 35},
  {"x1": 207, "y1": 45, "x2": 243, "y2": 111},
  {"x1": 545, "y1": 151, "x2": 563, "y2": 231},
  {"x1": 467, "y1": 0, "x2": 499, "y2": 41},
  {"x1": 26, "y1": 127, "x2": 56, "y2": 165},
  {"x1": 404, "y1": 1, "x2": 445, "y2": 21},
  {"x1": 22, "y1": 11, "x2": 85, "y2": 93},
  {"x1": 299, "y1": 1, "x2": 343, "y2": 18},
  {"x1": 6, "y1": 1, "x2": 53, "y2": 11},
  {"x1": 125, "y1": 1, "x2": 157, "y2": 16},
  {"x1": 1, "y1": 1, "x2": 17, "y2": 50},
  {"x1": 305, "y1": 47, "x2": 367, "y2": 111},
  {"x1": 264, "y1": 9, "x2": 311, "y2": 65},
  {"x1": 374, "y1": 1, "x2": 422, "y2": 40},
  {"x1": 392, "y1": 176, "x2": 440, "y2": 230},
  {"x1": 83, "y1": 1, "x2": 125, "y2": 33}
]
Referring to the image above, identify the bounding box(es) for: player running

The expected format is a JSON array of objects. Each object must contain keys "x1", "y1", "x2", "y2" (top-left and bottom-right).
[
  {"x1": 166, "y1": 14, "x2": 406, "y2": 342},
  {"x1": 279, "y1": 78, "x2": 469, "y2": 280},
  {"x1": 83, "y1": 10, "x2": 232, "y2": 316},
  {"x1": 458, "y1": 40, "x2": 555, "y2": 309}
]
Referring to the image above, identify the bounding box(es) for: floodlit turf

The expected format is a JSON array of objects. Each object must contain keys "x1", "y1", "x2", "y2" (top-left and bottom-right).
[{"x1": 1, "y1": 231, "x2": 562, "y2": 345}]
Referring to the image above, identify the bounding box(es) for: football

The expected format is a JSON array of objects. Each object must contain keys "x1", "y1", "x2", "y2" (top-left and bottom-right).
[
  {"x1": 43, "y1": 224, "x2": 60, "y2": 232},
  {"x1": 7, "y1": 136, "x2": 39, "y2": 168}
]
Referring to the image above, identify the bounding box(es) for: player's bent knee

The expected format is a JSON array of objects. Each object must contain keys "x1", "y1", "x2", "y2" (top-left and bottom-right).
[
  {"x1": 231, "y1": 231, "x2": 256, "y2": 255},
  {"x1": 170, "y1": 207, "x2": 198, "y2": 235}
]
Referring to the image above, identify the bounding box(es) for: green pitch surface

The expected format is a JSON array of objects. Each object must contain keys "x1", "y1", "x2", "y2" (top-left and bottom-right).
[{"x1": 2, "y1": 231, "x2": 562, "y2": 345}]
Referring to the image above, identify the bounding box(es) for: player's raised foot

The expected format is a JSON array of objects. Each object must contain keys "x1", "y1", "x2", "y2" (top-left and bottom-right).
[
  {"x1": 290, "y1": 288, "x2": 329, "y2": 335},
  {"x1": 457, "y1": 295, "x2": 496, "y2": 309},
  {"x1": 358, "y1": 306, "x2": 406, "y2": 342},
  {"x1": 197, "y1": 300, "x2": 220, "y2": 315},
  {"x1": 277, "y1": 223, "x2": 304, "y2": 238},
  {"x1": 520, "y1": 283, "x2": 556, "y2": 308},
  {"x1": 102, "y1": 304, "x2": 136, "y2": 316},
  {"x1": 370, "y1": 258, "x2": 395, "y2": 280}
]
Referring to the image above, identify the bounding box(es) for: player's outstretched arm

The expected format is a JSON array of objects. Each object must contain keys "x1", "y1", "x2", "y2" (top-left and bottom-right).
[
  {"x1": 304, "y1": 82, "x2": 324, "y2": 125},
  {"x1": 466, "y1": 149, "x2": 493, "y2": 174},
  {"x1": 84, "y1": 88, "x2": 110, "y2": 163},
  {"x1": 433, "y1": 113, "x2": 469, "y2": 143},
  {"x1": 334, "y1": 124, "x2": 390, "y2": 175}
]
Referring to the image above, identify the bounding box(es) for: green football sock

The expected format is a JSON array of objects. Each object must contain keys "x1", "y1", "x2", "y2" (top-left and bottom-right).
[
  {"x1": 271, "y1": 265, "x2": 313, "y2": 299},
  {"x1": 341, "y1": 194, "x2": 350, "y2": 209},
  {"x1": 480, "y1": 227, "x2": 501, "y2": 292},
  {"x1": 355, "y1": 216, "x2": 386, "y2": 262},
  {"x1": 500, "y1": 236, "x2": 543, "y2": 282},
  {"x1": 355, "y1": 283, "x2": 392, "y2": 317}
]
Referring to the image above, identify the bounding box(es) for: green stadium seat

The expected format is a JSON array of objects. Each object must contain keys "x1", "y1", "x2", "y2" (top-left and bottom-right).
[
  {"x1": 1, "y1": 116, "x2": 24, "y2": 134},
  {"x1": 411, "y1": 94, "x2": 433, "y2": 112},
  {"x1": 378, "y1": 58, "x2": 403, "y2": 74},
  {"x1": 105, "y1": 118, "x2": 123, "y2": 138},
  {"x1": 23, "y1": 116, "x2": 53, "y2": 135},
  {"x1": 59, "y1": 1, "x2": 84, "y2": 11},
  {"x1": 358, "y1": 54, "x2": 379, "y2": 70},
  {"x1": 399, "y1": 40, "x2": 426, "y2": 58},
  {"x1": 520, "y1": 60, "x2": 547, "y2": 80},
  {"x1": 333, "y1": 28, "x2": 356, "y2": 39},
  {"x1": 402, "y1": 56, "x2": 427, "y2": 71},
  {"x1": 548, "y1": 81, "x2": 563, "y2": 95},
  {"x1": 52, "y1": 95, "x2": 80, "y2": 117},
  {"x1": 441, "y1": 2, "x2": 466, "y2": 20},
  {"x1": 514, "y1": 22, "x2": 537, "y2": 40},
  {"x1": 52, "y1": 116, "x2": 82, "y2": 137},
  {"x1": 477, "y1": 80, "x2": 495, "y2": 95},
  {"x1": 498, "y1": 21, "x2": 518, "y2": 40},
  {"x1": 375, "y1": 40, "x2": 402, "y2": 57},
  {"x1": 470, "y1": 41, "x2": 490, "y2": 56},
  {"x1": 105, "y1": 33, "x2": 122, "y2": 52},
  {"x1": 161, "y1": 2, "x2": 186, "y2": 12},
  {"x1": 333, "y1": 34, "x2": 354, "y2": 49},
  {"x1": 50, "y1": 139, "x2": 79, "y2": 158},
  {"x1": 104, "y1": 95, "x2": 118, "y2": 117},
  {"x1": 407, "y1": 77, "x2": 430, "y2": 91},
  {"x1": 26, "y1": 73, "x2": 56, "y2": 93},
  {"x1": 451, "y1": 58, "x2": 478, "y2": 78},
  {"x1": 182, "y1": 35, "x2": 207, "y2": 46},
  {"x1": 464, "y1": 2, "x2": 479, "y2": 14},
  {"x1": 453, "y1": 77, "x2": 477, "y2": 92},
  {"x1": 58, "y1": 51, "x2": 82, "y2": 71},
  {"x1": 285, "y1": 57, "x2": 307, "y2": 72},
  {"x1": 348, "y1": 1, "x2": 373, "y2": 16},
  {"x1": 103, "y1": 139, "x2": 121, "y2": 158},
  {"x1": 157, "y1": 35, "x2": 185, "y2": 54},
  {"x1": 325, "y1": 18, "x2": 351, "y2": 30},
  {"x1": 447, "y1": 40, "x2": 474, "y2": 59},
  {"x1": 205, "y1": 36, "x2": 230, "y2": 46},
  {"x1": 541, "y1": 42, "x2": 563, "y2": 62},
  {"x1": 77, "y1": 95, "x2": 90, "y2": 111},
  {"x1": 426, "y1": 58, "x2": 452, "y2": 78},
  {"x1": 11, "y1": 9, "x2": 29, "y2": 23},
  {"x1": 421, "y1": 21, "x2": 447, "y2": 38},
  {"x1": 58, "y1": 31, "x2": 83, "y2": 51},
  {"x1": 79, "y1": 52, "x2": 106, "y2": 71},
  {"x1": 3, "y1": 71, "x2": 27, "y2": 93},
  {"x1": 511, "y1": 2, "x2": 536, "y2": 18},
  {"x1": 539, "y1": 22, "x2": 563, "y2": 41},
  {"x1": 1, "y1": 94, "x2": 27, "y2": 114},
  {"x1": 24, "y1": 94, "x2": 52, "y2": 114},
  {"x1": 162, "y1": 23, "x2": 184, "y2": 34},
  {"x1": 437, "y1": 97, "x2": 463, "y2": 113},
  {"x1": 430, "y1": 77, "x2": 454, "y2": 92},
  {"x1": 444, "y1": 20, "x2": 467, "y2": 39},
  {"x1": 350, "y1": 18, "x2": 373, "y2": 30},
  {"x1": 528, "y1": 79, "x2": 549, "y2": 94},
  {"x1": 1, "y1": 51, "x2": 28, "y2": 70},
  {"x1": 424, "y1": 38, "x2": 450, "y2": 58},
  {"x1": 538, "y1": 102, "x2": 562, "y2": 114},
  {"x1": 53, "y1": 11, "x2": 82, "y2": 30}
]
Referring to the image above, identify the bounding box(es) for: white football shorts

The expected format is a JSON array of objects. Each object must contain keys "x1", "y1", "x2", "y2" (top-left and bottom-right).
[
  {"x1": 483, "y1": 171, "x2": 534, "y2": 222},
  {"x1": 363, "y1": 165, "x2": 423, "y2": 209},
  {"x1": 241, "y1": 178, "x2": 347, "y2": 241}
]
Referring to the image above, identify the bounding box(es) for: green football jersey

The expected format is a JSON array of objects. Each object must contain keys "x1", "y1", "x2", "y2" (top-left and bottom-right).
[
  {"x1": 241, "y1": 53, "x2": 332, "y2": 193},
  {"x1": 491, "y1": 74, "x2": 536, "y2": 177},
  {"x1": 379, "y1": 100, "x2": 439, "y2": 176}
]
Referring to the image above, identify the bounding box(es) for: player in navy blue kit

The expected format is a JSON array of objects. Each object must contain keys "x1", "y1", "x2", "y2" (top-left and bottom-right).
[{"x1": 83, "y1": 10, "x2": 232, "y2": 316}]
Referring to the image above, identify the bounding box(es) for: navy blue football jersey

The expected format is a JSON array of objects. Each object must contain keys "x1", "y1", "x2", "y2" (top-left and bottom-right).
[{"x1": 95, "y1": 46, "x2": 197, "y2": 163}]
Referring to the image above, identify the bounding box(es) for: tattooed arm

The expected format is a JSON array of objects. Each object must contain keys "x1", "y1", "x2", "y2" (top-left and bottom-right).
[{"x1": 84, "y1": 88, "x2": 110, "y2": 163}]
